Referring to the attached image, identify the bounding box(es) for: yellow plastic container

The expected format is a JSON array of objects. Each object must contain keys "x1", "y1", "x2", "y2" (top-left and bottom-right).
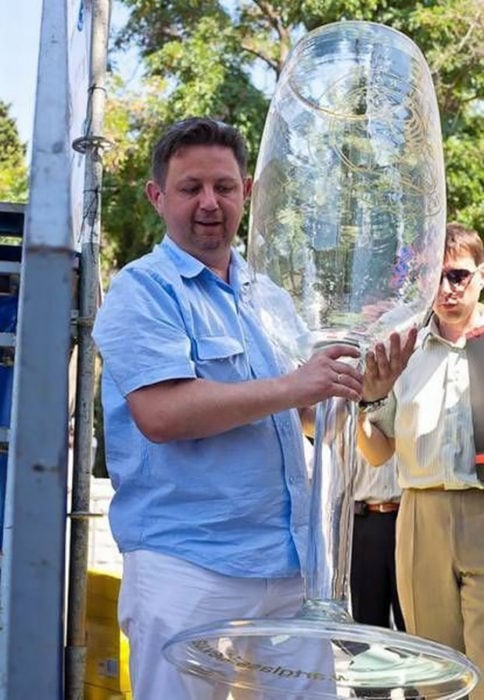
[
  {"x1": 85, "y1": 685, "x2": 131, "y2": 700},
  {"x1": 84, "y1": 570, "x2": 131, "y2": 699}
]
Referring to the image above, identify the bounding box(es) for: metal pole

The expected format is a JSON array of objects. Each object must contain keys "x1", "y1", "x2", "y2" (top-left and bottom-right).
[
  {"x1": 0, "y1": 1, "x2": 73, "y2": 698},
  {"x1": 64, "y1": 1, "x2": 111, "y2": 698}
]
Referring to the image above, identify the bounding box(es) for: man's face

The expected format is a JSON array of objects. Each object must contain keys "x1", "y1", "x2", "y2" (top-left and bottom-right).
[
  {"x1": 433, "y1": 251, "x2": 484, "y2": 328},
  {"x1": 146, "y1": 144, "x2": 251, "y2": 264}
]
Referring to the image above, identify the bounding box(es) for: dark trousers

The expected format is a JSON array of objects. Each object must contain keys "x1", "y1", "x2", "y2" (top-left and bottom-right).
[{"x1": 350, "y1": 509, "x2": 405, "y2": 631}]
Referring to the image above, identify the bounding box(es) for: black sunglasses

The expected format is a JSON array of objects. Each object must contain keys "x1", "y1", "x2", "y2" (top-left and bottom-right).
[{"x1": 440, "y1": 268, "x2": 477, "y2": 288}]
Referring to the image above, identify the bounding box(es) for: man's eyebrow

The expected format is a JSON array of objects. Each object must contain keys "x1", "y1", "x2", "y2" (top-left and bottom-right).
[{"x1": 177, "y1": 175, "x2": 239, "y2": 183}]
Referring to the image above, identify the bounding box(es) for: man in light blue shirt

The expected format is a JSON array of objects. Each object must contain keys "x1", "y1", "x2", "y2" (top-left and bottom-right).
[{"x1": 93, "y1": 117, "x2": 364, "y2": 699}]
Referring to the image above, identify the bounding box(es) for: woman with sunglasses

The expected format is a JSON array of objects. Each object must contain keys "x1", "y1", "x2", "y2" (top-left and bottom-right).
[{"x1": 357, "y1": 221, "x2": 484, "y2": 699}]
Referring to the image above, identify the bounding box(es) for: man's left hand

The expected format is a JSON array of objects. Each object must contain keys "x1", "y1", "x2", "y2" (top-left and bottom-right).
[{"x1": 362, "y1": 328, "x2": 417, "y2": 402}]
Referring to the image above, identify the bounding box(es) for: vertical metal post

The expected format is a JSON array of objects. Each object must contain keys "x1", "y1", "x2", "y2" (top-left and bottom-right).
[
  {"x1": 0, "y1": 1, "x2": 73, "y2": 698},
  {"x1": 65, "y1": 1, "x2": 111, "y2": 698}
]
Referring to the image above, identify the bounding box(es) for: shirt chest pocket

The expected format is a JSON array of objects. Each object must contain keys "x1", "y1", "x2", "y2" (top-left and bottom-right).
[{"x1": 193, "y1": 335, "x2": 249, "y2": 382}]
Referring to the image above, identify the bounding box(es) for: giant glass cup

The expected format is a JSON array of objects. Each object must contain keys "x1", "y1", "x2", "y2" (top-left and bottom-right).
[{"x1": 164, "y1": 21, "x2": 480, "y2": 698}]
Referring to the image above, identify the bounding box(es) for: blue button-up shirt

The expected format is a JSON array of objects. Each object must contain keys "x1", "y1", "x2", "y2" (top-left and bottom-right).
[{"x1": 93, "y1": 236, "x2": 310, "y2": 577}]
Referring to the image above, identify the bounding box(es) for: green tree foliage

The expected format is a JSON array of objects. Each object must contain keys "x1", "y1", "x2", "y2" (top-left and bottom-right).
[
  {"x1": 0, "y1": 101, "x2": 28, "y2": 203},
  {"x1": 103, "y1": 0, "x2": 483, "y2": 271},
  {"x1": 103, "y1": 5, "x2": 268, "y2": 271}
]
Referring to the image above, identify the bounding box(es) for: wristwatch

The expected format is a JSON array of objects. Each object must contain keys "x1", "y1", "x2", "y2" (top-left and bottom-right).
[{"x1": 358, "y1": 396, "x2": 388, "y2": 413}]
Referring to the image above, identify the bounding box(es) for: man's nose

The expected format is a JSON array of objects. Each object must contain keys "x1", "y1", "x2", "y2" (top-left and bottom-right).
[
  {"x1": 439, "y1": 274, "x2": 452, "y2": 293},
  {"x1": 199, "y1": 187, "x2": 219, "y2": 209}
]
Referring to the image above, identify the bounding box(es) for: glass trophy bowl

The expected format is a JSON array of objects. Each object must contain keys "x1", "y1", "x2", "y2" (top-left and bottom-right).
[
  {"x1": 164, "y1": 619, "x2": 479, "y2": 698},
  {"x1": 248, "y1": 20, "x2": 446, "y2": 362},
  {"x1": 163, "y1": 21, "x2": 480, "y2": 698}
]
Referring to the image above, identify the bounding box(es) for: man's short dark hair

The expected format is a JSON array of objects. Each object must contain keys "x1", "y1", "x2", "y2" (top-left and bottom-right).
[
  {"x1": 151, "y1": 117, "x2": 249, "y2": 186},
  {"x1": 445, "y1": 222, "x2": 483, "y2": 265}
]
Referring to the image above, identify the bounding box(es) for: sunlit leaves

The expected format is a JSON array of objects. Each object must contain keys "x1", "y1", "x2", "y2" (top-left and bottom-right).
[
  {"x1": 103, "y1": 0, "x2": 483, "y2": 271},
  {"x1": 0, "y1": 101, "x2": 28, "y2": 203}
]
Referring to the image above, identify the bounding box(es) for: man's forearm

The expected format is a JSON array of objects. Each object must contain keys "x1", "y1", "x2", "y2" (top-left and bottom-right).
[
  {"x1": 127, "y1": 343, "x2": 364, "y2": 442},
  {"x1": 356, "y1": 413, "x2": 395, "y2": 466},
  {"x1": 128, "y1": 375, "x2": 304, "y2": 443}
]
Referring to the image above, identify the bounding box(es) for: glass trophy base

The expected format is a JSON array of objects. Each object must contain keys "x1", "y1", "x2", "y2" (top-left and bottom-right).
[{"x1": 163, "y1": 615, "x2": 479, "y2": 699}]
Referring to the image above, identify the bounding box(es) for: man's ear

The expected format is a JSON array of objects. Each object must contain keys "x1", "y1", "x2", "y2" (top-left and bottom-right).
[
  {"x1": 479, "y1": 263, "x2": 484, "y2": 289},
  {"x1": 145, "y1": 180, "x2": 164, "y2": 215}
]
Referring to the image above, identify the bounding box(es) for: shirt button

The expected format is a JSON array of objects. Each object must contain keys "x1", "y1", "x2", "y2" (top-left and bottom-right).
[{"x1": 289, "y1": 477, "x2": 295, "y2": 485}]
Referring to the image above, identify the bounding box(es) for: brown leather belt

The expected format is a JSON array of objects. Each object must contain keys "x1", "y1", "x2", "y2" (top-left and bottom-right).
[{"x1": 365, "y1": 502, "x2": 400, "y2": 513}]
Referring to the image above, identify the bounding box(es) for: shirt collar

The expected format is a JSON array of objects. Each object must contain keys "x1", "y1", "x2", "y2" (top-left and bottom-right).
[
  {"x1": 229, "y1": 247, "x2": 250, "y2": 294},
  {"x1": 422, "y1": 312, "x2": 484, "y2": 349},
  {"x1": 159, "y1": 236, "x2": 206, "y2": 279},
  {"x1": 421, "y1": 315, "x2": 438, "y2": 349},
  {"x1": 422, "y1": 314, "x2": 463, "y2": 349},
  {"x1": 158, "y1": 235, "x2": 250, "y2": 296}
]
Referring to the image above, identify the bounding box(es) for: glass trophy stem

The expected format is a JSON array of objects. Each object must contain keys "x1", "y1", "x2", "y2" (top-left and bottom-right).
[{"x1": 303, "y1": 397, "x2": 356, "y2": 622}]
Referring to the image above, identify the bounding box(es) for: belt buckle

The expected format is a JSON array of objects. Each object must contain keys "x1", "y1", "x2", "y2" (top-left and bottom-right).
[{"x1": 377, "y1": 502, "x2": 398, "y2": 513}]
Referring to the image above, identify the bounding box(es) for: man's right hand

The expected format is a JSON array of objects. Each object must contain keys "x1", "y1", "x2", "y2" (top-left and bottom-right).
[
  {"x1": 287, "y1": 343, "x2": 364, "y2": 407},
  {"x1": 362, "y1": 328, "x2": 417, "y2": 402}
]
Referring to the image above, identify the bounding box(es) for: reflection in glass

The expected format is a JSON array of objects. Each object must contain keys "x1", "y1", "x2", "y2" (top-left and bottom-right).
[{"x1": 164, "y1": 22, "x2": 480, "y2": 698}]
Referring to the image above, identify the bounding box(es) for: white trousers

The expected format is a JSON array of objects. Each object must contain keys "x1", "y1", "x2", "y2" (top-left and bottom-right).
[{"x1": 119, "y1": 550, "x2": 312, "y2": 700}]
